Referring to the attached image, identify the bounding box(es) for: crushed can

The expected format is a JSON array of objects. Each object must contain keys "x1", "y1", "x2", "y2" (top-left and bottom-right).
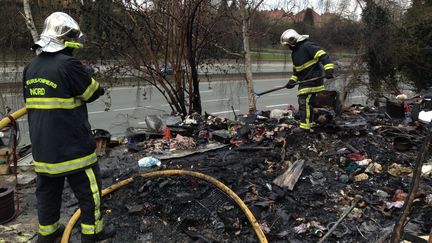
[{"x1": 310, "y1": 227, "x2": 324, "y2": 237}]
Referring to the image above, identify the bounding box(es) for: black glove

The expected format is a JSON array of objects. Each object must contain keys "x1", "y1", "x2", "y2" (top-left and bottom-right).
[
  {"x1": 285, "y1": 79, "x2": 296, "y2": 89},
  {"x1": 325, "y1": 70, "x2": 334, "y2": 79},
  {"x1": 99, "y1": 87, "x2": 105, "y2": 96},
  {"x1": 83, "y1": 64, "x2": 96, "y2": 75}
]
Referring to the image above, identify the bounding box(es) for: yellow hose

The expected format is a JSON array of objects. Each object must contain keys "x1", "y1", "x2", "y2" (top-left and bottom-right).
[
  {"x1": 139, "y1": 170, "x2": 268, "y2": 243},
  {"x1": 61, "y1": 170, "x2": 268, "y2": 243},
  {"x1": 61, "y1": 177, "x2": 134, "y2": 243},
  {"x1": 0, "y1": 107, "x2": 27, "y2": 129},
  {"x1": 1, "y1": 109, "x2": 268, "y2": 242}
]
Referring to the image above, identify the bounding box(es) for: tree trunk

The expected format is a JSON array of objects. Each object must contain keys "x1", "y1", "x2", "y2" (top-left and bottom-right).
[
  {"x1": 186, "y1": 0, "x2": 203, "y2": 115},
  {"x1": 239, "y1": 0, "x2": 256, "y2": 114},
  {"x1": 0, "y1": 94, "x2": 6, "y2": 116},
  {"x1": 190, "y1": 61, "x2": 201, "y2": 114},
  {"x1": 23, "y1": 0, "x2": 39, "y2": 44}
]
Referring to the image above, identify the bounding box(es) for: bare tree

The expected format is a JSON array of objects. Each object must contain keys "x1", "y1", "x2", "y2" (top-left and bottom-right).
[
  {"x1": 87, "y1": 0, "x2": 227, "y2": 116},
  {"x1": 22, "y1": 0, "x2": 39, "y2": 43},
  {"x1": 185, "y1": 0, "x2": 207, "y2": 114},
  {"x1": 239, "y1": 0, "x2": 264, "y2": 113},
  {"x1": 223, "y1": 0, "x2": 299, "y2": 114},
  {"x1": 220, "y1": 0, "x2": 265, "y2": 114}
]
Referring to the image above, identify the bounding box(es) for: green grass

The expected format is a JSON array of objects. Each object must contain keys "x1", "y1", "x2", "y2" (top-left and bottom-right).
[
  {"x1": 251, "y1": 51, "x2": 289, "y2": 61},
  {"x1": 252, "y1": 48, "x2": 286, "y2": 53},
  {"x1": 331, "y1": 52, "x2": 358, "y2": 60},
  {"x1": 251, "y1": 49, "x2": 357, "y2": 61}
]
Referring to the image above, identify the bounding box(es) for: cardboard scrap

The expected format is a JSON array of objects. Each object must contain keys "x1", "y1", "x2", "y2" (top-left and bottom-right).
[{"x1": 155, "y1": 143, "x2": 228, "y2": 160}]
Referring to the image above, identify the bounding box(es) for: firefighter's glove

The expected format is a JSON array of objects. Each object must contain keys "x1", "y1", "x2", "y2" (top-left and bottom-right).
[
  {"x1": 83, "y1": 64, "x2": 95, "y2": 75},
  {"x1": 285, "y1": 80, "x2": 296, "y2": 89},
  {"x1": 325, "y1": 70, "x2": 334, "y2": 79},
  {"x1": 99, "y1": 87, "x2": 105, "y2": 96}
]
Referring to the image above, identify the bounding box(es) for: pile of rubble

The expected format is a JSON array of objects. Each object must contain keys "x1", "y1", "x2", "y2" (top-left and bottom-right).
[
  {"x1": 2, "y1": 95, "x2": 432, "y2": 243},
  {"x1": 86, "y1": 96, "x2": 432, "y2": 242}
]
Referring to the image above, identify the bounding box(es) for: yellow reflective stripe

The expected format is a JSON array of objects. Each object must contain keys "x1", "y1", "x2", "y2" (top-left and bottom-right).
[
  {"x1": 324, "y1": 63, "x2": 335, "y2": 70},
  {"x1": 290, "y1": 75, "x2": 298, "y2": 82},
  {"x1": 298, "y1": 85, "x2": 326, "y2": 95},
  {"x1": 305, "y1": 94, "x2": 312, "y2": 129},
  {"x1": 300, "y1": 122, "x2": 311, "y2": 129},
  {"x1": 85, "y1": 168, "x2": 102, "y2": 223},
  {"x1": 294, "y1": 58, "x2": 319, "y2": 72},
  {"x1": 64, "y1": 41, "x2": 83, "y2": 49},
  {"x1": 25, "y1": 97, "x2": 82, "y2": 109},
  {"x1": 81, "y1": 219, "x2": 104, "y2": 235},
  {"x1": 39, "y1": 221, "x2": 60, "y2": 236},
  {"x1": 78, "y1": 78, "x2": 100, "y2": 101},
  {"x1": 314, "y1": 50, "x2": 326, "y2": 59},
  {"x1": 34, "y1": 152, "x2": 97, "y2": 175}
]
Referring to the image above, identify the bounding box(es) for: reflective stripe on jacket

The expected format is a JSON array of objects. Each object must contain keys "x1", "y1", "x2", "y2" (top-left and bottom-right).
[
  {"x1": 23, "y1": 49, "x2": 102, "y2": 176},
  {"x1": 288, "y1": 40, "x2": 334, "y2": 95}
]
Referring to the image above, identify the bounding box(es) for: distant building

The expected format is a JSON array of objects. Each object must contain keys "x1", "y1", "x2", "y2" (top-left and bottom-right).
[
  {"x1": 292, "y1": 8, "x2": 322, "y2": 27},
  {"x1": 259, "y1": 8, "x2": 327, "y2": 27},
  {"x1": 260, "y1": 8, "x2": 289, "y2": 19}
]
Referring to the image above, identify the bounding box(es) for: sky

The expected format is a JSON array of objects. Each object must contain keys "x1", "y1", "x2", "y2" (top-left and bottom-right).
[{"x1": 260, "y1": 0, "x2": 363, "y2": 18}]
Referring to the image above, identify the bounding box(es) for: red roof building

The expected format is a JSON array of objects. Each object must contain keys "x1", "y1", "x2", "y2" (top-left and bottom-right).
[
  {"x1": 292, "y1": 8, "x2": 322, "y2": 27},
  {"x1": 259, "y1": 8, "x2": 324, "y2": 27}
]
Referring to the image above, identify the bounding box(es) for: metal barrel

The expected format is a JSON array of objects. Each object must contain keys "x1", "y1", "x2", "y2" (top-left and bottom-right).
[{"x1": 0, "y1": 186, "x2": 16, "y2": 224}]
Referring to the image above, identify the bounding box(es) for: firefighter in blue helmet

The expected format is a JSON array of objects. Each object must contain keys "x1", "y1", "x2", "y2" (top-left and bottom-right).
[
  {"x1": 281, "y1": 29, "x2": 335, "y2": 133},
  {"x1": 23, "y1": 12, "x2": 113, "y2": 242}
]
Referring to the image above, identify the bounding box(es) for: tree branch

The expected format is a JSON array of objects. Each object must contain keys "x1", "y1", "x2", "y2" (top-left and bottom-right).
[
  {"x1": 391, "y1": 125, "x2": 432, "y2": 242},
  {"x1": 212, "y1": 43, "x2": 243, "y2": 58}
]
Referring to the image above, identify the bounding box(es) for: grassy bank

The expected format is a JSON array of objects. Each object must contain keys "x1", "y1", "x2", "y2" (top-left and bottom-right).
[{"x1": 251, "y1": 49, "x2": 356, "y2": 62}]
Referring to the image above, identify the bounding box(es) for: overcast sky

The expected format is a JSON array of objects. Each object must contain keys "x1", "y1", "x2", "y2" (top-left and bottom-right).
[{"x1": 260, "y1": 0, "x2": 363, "y2": 18}]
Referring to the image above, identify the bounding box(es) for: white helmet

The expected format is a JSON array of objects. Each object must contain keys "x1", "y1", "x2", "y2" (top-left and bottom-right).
[
  {"x1": 32, "y1": 12, "x2": 84, "y2": 53},
  {"x1": 280, "y1": 29, "x2": 309, "y2": 47}
]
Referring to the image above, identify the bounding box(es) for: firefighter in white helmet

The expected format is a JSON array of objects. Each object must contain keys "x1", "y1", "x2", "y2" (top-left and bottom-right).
[
  {"x1": 281, "y1": 29, "x2": 335, "y2": 133},
  {"x1": 24, "y1": 12, "x2": 112, "y2": 242},
  {"x1": 32, "y1": 12, "x2": 85, "y2": 52}
]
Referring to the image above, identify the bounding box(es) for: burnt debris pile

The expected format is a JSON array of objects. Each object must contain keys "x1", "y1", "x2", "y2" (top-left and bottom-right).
[{"x1": 84, "y1": 96, "x2": 432, "y2": 242}]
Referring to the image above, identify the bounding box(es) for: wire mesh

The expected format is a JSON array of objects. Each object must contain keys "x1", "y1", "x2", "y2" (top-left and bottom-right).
[{"x1": 174, "y1": 187, "x2": 230, "y2": 232}]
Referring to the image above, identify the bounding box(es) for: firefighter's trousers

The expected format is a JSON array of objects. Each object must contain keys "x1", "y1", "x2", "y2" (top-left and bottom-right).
[
  {"x1": 298, "y1": 93, "x2": 316, "y2": 130},
  {"x1": 36, "y1": 164, "x2": 103, "y2": 238}
]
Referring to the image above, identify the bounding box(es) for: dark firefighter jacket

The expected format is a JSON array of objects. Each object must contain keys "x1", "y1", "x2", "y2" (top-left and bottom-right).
[
  {"x1": 23, "y1": 49, "x2": 103, "y2": 176},
  {"x1": 289, "y1": 39, "x2": 334, "y2": 95}
]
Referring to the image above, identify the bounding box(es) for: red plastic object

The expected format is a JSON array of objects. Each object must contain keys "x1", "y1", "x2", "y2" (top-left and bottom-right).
[
  {"x1": 162, "y1": 127, "x2": 171, "y2": 141},
  {"x1": 348, "y1": 153, "x2": 364, "y2": 161}
]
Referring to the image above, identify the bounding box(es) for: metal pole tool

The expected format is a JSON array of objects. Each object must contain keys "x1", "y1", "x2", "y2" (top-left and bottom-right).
[{"x1": 255, "y1": 76, "x2": 325, "y2": 98}]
